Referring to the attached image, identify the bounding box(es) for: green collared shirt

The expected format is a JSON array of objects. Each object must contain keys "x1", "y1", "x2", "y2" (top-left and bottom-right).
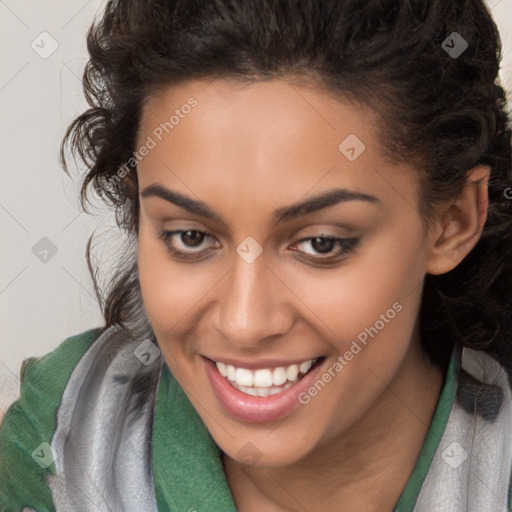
[{"x1": 0, "y1": 328, "x2": 509, "y2": 511}]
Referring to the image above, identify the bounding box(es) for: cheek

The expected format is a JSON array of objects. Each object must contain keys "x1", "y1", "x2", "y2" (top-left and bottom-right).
[
  {"x1": 137, "y1": 222, "x2": 217, "y2": 341},
  {"x1": 294, "y1": 236, "x2": 425, "y2": 328},
  {"x1": 281, "y1": 226, "x2": 426, "y2": 352},
  {"x1": 291, "y1": 235, "x2": 426, "y2": 438}
]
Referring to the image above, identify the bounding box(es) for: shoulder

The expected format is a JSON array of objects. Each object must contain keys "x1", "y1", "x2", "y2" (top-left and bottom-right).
[{"x1": 0, "y1": 327, "x2": 103, "y2": 511}]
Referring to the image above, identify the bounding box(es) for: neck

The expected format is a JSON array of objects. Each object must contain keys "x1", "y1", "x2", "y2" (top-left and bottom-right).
[{"x1": 223, "y1": 341, "x2": 445, "y2": 512}]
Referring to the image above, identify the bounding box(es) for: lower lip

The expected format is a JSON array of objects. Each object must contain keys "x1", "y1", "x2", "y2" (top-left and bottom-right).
[{"x1": 203, "y1": 357, "x2": 324, "y2": 423}]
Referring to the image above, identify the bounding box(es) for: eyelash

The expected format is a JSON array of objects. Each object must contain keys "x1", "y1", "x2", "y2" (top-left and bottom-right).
[{"x1": 157, "y1": 229, "x2": 360, "y2": 264}]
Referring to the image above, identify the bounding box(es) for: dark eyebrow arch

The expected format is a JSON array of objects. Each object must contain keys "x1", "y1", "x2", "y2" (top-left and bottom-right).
[{"x1": 140, "y1": 183, "x2": 380, "y2": 225}]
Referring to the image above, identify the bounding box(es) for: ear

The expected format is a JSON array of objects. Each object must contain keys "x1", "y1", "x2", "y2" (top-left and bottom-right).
[{"x1": 426, "y1": 165, "x2": 491, "y2": 275}]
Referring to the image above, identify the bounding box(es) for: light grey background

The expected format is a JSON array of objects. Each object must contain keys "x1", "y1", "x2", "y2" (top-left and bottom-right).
[{"x1": 1, "y1": 0, "x2": 512, "y2": 415}]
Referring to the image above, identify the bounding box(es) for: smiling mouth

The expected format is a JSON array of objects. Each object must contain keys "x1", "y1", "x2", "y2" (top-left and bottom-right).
[{"x1": 208, "y1": 357, "x2": 325, "y2": 397}]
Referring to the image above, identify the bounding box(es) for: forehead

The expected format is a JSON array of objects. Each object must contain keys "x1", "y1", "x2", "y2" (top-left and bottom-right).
[
  {"x1": 138, "y1": 77, "x2": 375, "y2": 148},
  {"x1": 136, "y1": 78, "x2": 419, "y2": 222}
]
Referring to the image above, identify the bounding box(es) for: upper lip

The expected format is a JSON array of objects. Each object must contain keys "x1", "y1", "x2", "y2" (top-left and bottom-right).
[{"x1": 203, "y1": 355, "x2": 323, "y2": 370}]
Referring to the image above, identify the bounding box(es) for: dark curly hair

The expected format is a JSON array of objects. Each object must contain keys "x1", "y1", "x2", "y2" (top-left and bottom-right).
[{"x1": 60, "y1": 0, "x2": 512, "y2": 377}]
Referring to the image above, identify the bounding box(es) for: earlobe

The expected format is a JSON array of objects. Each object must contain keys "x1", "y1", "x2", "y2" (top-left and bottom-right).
[{"x1": 426, "y1": 165, "x2": 491, "y2": 276}]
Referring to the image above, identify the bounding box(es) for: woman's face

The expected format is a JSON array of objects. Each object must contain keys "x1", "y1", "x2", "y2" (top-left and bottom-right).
[{"x1": 136, "y1": 78, "x2": 444, "y2": 466}]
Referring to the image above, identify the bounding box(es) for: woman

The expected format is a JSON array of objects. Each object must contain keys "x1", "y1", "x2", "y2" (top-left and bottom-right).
[{"x1": 1, "y1": 0, "x2": 511, "y2": 510}]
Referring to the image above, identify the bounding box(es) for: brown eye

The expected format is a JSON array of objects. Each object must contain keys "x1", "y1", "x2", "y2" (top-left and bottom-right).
[
  {"x1": 158, "y1": 229, "x2": 218, "y2": 259},
  {"x1": 293, "y1": 235, "x2": 359, "y2": 260},
  {"x1": 310, "y1": 236, "x2": 336, "y2": 254},
  {"x1": 180, "y1": 230, "x2": 205, "y2": 247}
]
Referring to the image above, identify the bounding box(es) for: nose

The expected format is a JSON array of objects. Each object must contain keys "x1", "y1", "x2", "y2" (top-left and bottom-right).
[{"x1": 209, "y1": 253, "x2": 294, "y2": 349}]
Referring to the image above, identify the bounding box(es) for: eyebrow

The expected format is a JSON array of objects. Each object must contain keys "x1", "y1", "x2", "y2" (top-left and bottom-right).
[{"x1": 140, "y1": 183, "x2": 380, "y2": 225}]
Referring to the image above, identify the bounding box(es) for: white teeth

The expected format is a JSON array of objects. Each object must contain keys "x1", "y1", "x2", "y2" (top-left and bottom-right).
[
  {"x1": 272, "y1": 367, "x2": 287, "y2": 386},
  {"x1": 253, "y1": 369, "x2": 273, "y2": 387},
  {"x1": 226, "y1": 365, "x2": 236, "y2": 381},
  {"x1": 286, "y1": 364, "x2": 299, "y2": 382},
  {"x1": 299, "y1": 360, "x2": 313, "y2": 374},
  {"x1": 234, "y1": 381, "x2": 295, "y2": 397},
  {"x1": 235, "y1": 384, "x2": 260, "y2": 397},
  {"x1": 217, "y1": 361, "x2": 227, "y2": 378},
  {"x1": 214, "y1": 358, "x2": 318, "y2": 395},
  {"x1": 235, "y1": 368, "x2": 253, "y2": 387}
]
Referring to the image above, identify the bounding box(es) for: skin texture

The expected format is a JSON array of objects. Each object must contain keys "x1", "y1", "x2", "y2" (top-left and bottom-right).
[{"x1": 136, "y1": 78, "x2": 490, "y2": 511}]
